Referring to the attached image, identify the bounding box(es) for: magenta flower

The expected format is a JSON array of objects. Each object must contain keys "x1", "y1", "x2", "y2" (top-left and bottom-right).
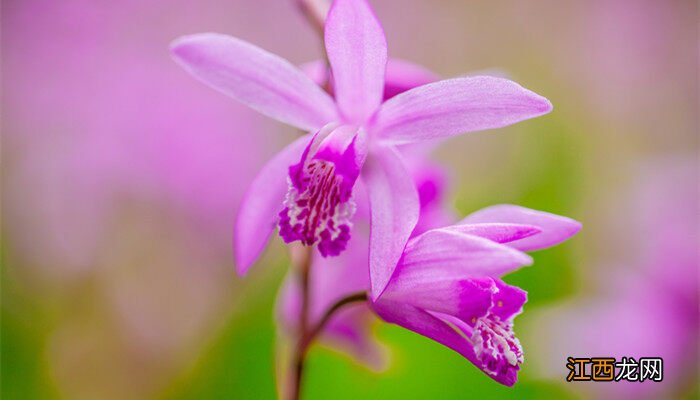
[
  {"x1": 372, "y1": 205, "x2": 581, "y2": 385},
  {"x1": 171, "y1": 0, "x2": 552, "y2": 297},
  {"x1": 280, "y1": 202, "x2": 580, "y2": 384}
]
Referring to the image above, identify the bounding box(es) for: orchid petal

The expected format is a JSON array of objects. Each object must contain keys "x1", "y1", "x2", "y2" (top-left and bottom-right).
[
  {"x1": 372, "y1": 301, "x2": 518, "y2": 386},
  {"x1": 383, "y1": 59, "x2": 438, "y2": 99},
  {"x1": 371, "y1": 76, "x2": 553, "y2": 144},
  {"x1": 443, "y1": 223, "x2": 542, "y2": 244},
  {"x1": 372, "y1": 302, "x2": 473, "y2": 363},
  {"x1": 396, "y1": 157, "x2": 455, "y2": 237},
  {"x1": 400, "y1": 229, "x2": 533, "y2": 281},
  {"x1": 301, "y1": 58, "x2": 437, "y2": 100},
  {"x1": 234, "y1": 135, "x2": 311, "y2": 274},
  {"x1": 460, "y1": 204, "x2": 582, "y2": 251},
  {"x1": 382, "y1": 275, "x2": 494, "y2": 325},
  {"x1": 364, "y1": 146, "x2": 419, "y2": 300},
  {"x1": 491, "y1": 279, "x2": 527, "y2": 321},
  {"x1": 429, "y1": 310, "x2": 520, "y2": 386},
  {"x1": 171, "y1": 33, "x2": 338, "y2": 131},
  {"x1": 325, "y1": 0, "x2": 387, "y2": 123}
]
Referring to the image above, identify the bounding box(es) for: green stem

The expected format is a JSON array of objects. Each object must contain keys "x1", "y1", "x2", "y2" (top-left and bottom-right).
[{"x1": 289, "y1": 287, "x2": 368, "y2": 400}]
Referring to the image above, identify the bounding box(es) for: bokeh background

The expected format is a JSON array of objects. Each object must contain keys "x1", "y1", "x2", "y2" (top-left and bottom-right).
[{"x1": 2, "y1": 0, "x2": 697, "y2": 399}]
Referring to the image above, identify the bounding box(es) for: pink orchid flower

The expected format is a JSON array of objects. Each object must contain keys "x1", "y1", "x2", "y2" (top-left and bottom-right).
[
  {"x1": 281, "y1": 202, "x2": 581, "y2": 384},
  {"x1": 171, "y1": 0, "x2": 552, "y2": 299},
  {"x1": 372, "y1": 205, "x2": 581, "y2": 386}
]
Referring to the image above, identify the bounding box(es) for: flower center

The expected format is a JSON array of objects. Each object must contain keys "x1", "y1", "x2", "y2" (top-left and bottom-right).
[
  {"x1": 278, "y1": 158, "x2": 355, "y2": 257},
  {"x1": 471, "y1": 314, "x2": 524, "y2": 377}
]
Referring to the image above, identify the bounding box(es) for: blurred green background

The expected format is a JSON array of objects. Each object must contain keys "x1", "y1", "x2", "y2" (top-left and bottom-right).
[{"x1": 2, "y1": 0, "x2": 697, "y2": 399}]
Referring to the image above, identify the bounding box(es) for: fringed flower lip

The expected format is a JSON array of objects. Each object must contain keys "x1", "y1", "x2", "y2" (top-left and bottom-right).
[
  {"x1": 279, "y1": 124, "x2": 366, "y2": 257},
  {"x1": 171, "y1": 0, "x2": 553, "y2": 299}
]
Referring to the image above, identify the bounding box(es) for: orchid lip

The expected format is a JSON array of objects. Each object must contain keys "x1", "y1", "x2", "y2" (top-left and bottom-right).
[
  {"x1": 278, "y1": 159, "x2": 356, "y2": 256},
  {"x1": 278, "y1": 125, "x2": 366, "y2": 257},
  {"x1": 471, "y1": 312, "x2": 524, "y2": 377}
]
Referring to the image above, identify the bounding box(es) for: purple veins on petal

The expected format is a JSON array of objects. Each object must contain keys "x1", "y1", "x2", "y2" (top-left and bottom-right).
[
  {"x1": 471, "y1": 311, "x2": 524, "y2": 379},
  {"x1": 432, "y1": 278, "x2": 527, "y2": 384},
  {"x1": 373, "y1": 272, "x2": 529, "y2": 386},
  {"x1": 278, "y1": 125, "x2": 366, "y2": 256},
  {"x1": 278, "y1": 159, "x2": 356, "y2": 256}
]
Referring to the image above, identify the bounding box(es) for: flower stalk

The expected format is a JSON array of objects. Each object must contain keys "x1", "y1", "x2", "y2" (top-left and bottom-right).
[
  {"x1": 288, "y1": 245, "x2": 367, "y2": 400},
  {"x1": 296, "y1": 0, "x2": 328, "y2": 36}
]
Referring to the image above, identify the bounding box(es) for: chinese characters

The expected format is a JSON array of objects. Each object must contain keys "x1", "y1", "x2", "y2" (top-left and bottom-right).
[{"x1": 566, "y1": 357, "x2": 663, "y2": 382}]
